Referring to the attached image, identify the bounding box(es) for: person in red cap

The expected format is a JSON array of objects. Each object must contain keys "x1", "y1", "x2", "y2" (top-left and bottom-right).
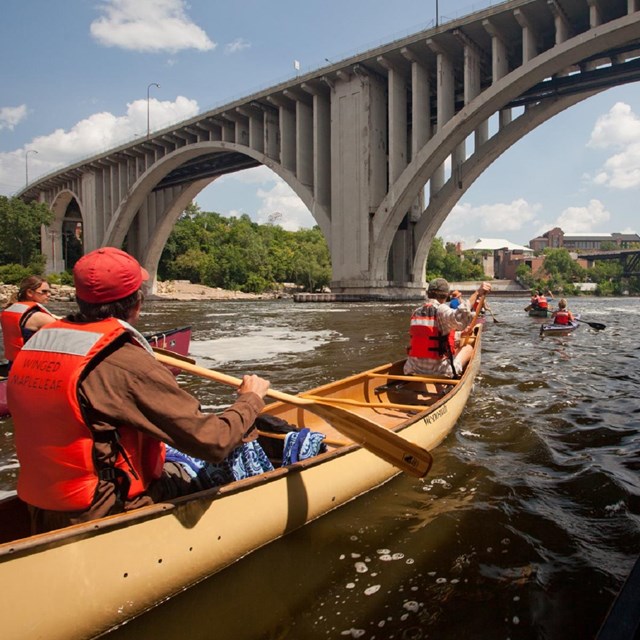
[{"x1": 8, "y1": 247, "x2": 271, "y2": 533}]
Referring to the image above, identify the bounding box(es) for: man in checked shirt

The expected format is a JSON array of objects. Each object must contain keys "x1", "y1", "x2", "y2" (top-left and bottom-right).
[{"x1": 403, "y1": 278, "x2": 491, "y2": 378}]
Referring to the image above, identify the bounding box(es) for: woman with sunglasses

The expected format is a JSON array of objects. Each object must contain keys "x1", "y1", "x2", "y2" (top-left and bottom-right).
[{"x1": 1, "y1": 276, "x2": 58, "y2": 367}]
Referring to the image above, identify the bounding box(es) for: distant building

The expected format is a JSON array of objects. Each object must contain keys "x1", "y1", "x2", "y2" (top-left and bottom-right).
[
  {"x1": 530, "y1": 228, "x2": 640, "y2": 252},
  {"x1": 467, "y1": 238, "x2": 533, "y2": 280}
]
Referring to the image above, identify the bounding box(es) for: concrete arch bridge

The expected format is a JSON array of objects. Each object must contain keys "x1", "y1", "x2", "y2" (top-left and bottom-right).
[{"x1": 21, "y1": 0, "x2": 640, "y2": 300}]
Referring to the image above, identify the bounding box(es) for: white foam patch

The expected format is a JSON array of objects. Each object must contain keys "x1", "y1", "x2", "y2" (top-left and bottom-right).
[{"x1": 190, "y1": 327, "x2": 339, "y2": 364}]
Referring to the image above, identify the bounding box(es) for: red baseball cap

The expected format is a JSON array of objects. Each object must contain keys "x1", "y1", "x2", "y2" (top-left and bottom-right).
[{"x1": 74, "y1": 247, "x2": 149, "y2": 303}]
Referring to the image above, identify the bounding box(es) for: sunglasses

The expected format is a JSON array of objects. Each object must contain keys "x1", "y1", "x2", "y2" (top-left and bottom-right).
[{"x1": 34, "y1": 288, "x2": 51, "y2": 295}]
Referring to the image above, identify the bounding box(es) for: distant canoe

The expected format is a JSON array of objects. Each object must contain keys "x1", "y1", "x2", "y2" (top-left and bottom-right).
[
  {"x1": 540, "y1": 316, "x2": 580, "y2": 337},
  {"x1": 528, "y1": 307, "x2": 549, "y2": 317}
]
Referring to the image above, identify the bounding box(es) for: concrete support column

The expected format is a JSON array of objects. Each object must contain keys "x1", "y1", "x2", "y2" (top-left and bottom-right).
[
  {"x1": 462, "y1": 40, "x2": 488, "y2": 154},
  {"x1": 377, "y1": 56, "x2": 408, "y2": 183},
  {"x1": 220, "y1": 120, "x2": 235, "y2": 143},
  {"x1": 233, "y1": 116, "x2": 249, "y2": 147},
  {"x1": 484, "y1": 19, "x2": 512, "y2": 128},
  {"x1": 401, "y1": 49, "x2": 431, "y2": 160},
  {"x1": 401, "y1": 49, "x2": 431, "y2": 235},
  {"x1": 263, "y1": 108, "x2": 280, "y2": 161},
  {"x1": 268, "y1": 96, "x2": 296, "y2": 173},
  {"x1": 302, "y1": 83, "x2": 331, "y2": 208},
  {"x1": 330, "y1": 69, "x2": 387, "y2": 285},
  {"x1": 548, "y1": 0, "x2": 570, "y2": 44},
  {"x1": 514, "y1": 9, "x2": 538, "y2": 63},
  {"x1": 296, "y1": 100, "x2": 313, "y2": 187},
  {"x1": 587, "y1": 0, "x2": 602, "y2": 27},
  {"x1": 427, "y1": 40, "x2": 455, "y2": 196},
  {"x1": 236, "y1": 106, "x2": 264, "y2": 153}
]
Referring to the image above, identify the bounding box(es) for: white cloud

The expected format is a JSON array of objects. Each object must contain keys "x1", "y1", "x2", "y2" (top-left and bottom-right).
[
  {"x1": 0, "y1": 97, "x2": 199, "y2": 195},
  {"x1": 587, "y1": 102, "x2": 640, "y2": 189},
  {"x1": 256, "y1": 180, "x2": 314, "y2": 231},
  {"x1": 224, "y1": 165, "x2": 275, "y2": 184},
  {"x1": 588, "y1": 102, "x2": 640, "y2": 149},
  {"x1": 224, "y1": 38, "x2": 251, "y2": 55},
  {"x1": 554, "y1": 199, "x2": 610, "y2": 232},
  {"x1": 440, "y1": 198, "x2": 541, "y2": 246},
  {"x1": 90, "y1": 0, "x2": 215, "y2": 53},
  {"x1": 0, "y1": 105, "x2": 27, "y2": 131}
]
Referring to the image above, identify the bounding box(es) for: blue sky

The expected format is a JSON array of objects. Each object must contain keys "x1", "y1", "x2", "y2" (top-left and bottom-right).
[{"x1": 1, "y1": 0, "x2": 639, "y2": 248}]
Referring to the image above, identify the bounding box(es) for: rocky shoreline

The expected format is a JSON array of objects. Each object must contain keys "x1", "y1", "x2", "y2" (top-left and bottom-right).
[{"x1": 0, "y1": 280, "x2": 278, "y2": 308}]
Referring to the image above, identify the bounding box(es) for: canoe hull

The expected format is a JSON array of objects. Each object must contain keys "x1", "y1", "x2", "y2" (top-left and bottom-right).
[
  {"x1": 540, "y1": 318, "x2": 580, "y2": 337},
  {"x1": 0, "y1": 330, "x2": 481, "y2": 640}
]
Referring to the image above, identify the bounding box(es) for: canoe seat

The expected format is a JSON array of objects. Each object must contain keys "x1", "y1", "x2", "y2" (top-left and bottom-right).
[{"x1": 374, "y1": 380, "x2": 446, "y2": 400}]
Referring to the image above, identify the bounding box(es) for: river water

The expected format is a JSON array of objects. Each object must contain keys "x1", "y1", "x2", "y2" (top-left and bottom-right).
[{"x1": 1, "y1": 296, "x2": 639, "y2": 639}]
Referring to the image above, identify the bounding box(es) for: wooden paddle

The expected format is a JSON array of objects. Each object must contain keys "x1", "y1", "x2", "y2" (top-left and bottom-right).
[
  {"x1": 484, "y1": 303, "x2": 500, "y2": 323},
  {"x1": 153, "y1": 349, "x2": 433, "y2": 478},
  {"x1": 575, "y1": 318, "x2": 606, "y2": 331}
]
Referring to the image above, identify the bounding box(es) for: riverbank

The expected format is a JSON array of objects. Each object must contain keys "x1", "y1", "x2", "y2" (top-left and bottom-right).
[
  {"x1": 0, "y1": 280, "x2": 278, "y2": 307},
  {"x1": 148, "y1": 280, "x2": 276, "y2": 301}
]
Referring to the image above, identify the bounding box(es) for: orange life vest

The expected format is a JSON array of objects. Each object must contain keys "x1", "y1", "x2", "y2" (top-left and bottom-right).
[
  {"x1": 537, "y1": 296, "x2": 548, "y2": 310},
  {"x1": 554, "y1": 310, "x2": 570, "y2": 325},
  {"x1": 7, "y1": 318, "x2": 165, "y2": 511},
  {"x1": 1, "y1": 301, "x2": 53, "y2": 361},
  {"x1": 407, "y1": 302, "x2": 456, "y2": 359}
]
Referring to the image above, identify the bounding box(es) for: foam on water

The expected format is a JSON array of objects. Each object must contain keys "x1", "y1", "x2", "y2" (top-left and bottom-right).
[{"x1": 189, "y1": 327, "x2": 340, "y2": 364}]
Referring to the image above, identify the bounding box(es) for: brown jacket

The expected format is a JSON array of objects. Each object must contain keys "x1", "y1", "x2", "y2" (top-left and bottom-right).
[{"x1": 29, "y1": 342, "x2": 264, "y2": 532}]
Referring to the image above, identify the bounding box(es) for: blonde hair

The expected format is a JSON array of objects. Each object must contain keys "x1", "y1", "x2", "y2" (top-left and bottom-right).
[{"x1": 558, "y1": 298, "x2": 567, "y2": 309}]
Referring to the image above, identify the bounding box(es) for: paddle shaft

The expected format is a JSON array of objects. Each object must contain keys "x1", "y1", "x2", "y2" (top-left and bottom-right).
[{"x1": 153, "y1": 351, "x2": 433, "y2": 478}]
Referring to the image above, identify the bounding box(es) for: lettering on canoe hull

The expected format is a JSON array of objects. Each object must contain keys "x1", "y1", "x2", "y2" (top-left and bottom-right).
[{"x1": 424, "y1": 404, "x2": 448, "y2": 425}]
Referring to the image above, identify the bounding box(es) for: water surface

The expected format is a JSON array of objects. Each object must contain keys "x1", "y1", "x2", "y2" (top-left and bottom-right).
[{"x1": 1, "y1": 296, "x2": 638, "y2": 639}]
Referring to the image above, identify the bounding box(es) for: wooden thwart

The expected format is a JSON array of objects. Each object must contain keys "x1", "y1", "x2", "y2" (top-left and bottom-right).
[
  {"x1": 300, "y1": 394, "x2": 425, "y2": 411},
  {"x1": 365, "y1": 372, "x2": 459, "y2": 385}
]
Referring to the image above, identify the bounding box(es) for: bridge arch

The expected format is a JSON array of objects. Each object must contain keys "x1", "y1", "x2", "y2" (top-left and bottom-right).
[
  {"x1": 409, "y1": 91, "x2": 595, "y2": 280},
  {"x1": 45, "y1": 189, "x2": 84, "y2": 272},
  {"x1": 104, "y1": 141, "x2": 330, "y2": 281},
  {"x1": 371, "y1": 14, "x2": 640, "y2": 282},
  {"x1": 105, "y1": 141, "x2": 331, "y2": 246}
]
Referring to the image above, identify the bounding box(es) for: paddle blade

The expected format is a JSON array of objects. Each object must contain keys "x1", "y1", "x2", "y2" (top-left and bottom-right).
[
  {"x1": 309, "y1": 402, "x2": 433, "y2": 478},
  {"x1": 576, "y1": 318, "x2": 606, "y2": 331}
]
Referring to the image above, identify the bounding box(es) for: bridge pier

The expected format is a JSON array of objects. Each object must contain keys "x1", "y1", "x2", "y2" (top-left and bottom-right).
[{"x1": 329, "y1": 279, "x2": 425, "y2": 301}]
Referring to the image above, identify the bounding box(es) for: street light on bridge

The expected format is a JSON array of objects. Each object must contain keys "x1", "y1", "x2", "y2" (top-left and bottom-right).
[
  {"x1": 147, "y1": 82, "x2": 160, "y2": 138},
  {"x1": 25, "y1": 149, "x2": 38, "y2": 187}
]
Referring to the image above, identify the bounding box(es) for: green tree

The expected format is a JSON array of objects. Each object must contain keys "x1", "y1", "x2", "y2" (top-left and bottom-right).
[
  {"x1": 0, "y1": 196, "x2": 53, "y2": 266},
  {"x1": 426, "y1": 238, "x2": 486, "y2": 282},
  {"x1": 158, "y1": 208, "x2": 331, "y2": 293}
]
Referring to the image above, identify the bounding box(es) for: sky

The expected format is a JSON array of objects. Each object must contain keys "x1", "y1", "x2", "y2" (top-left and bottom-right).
[{"x1": 1, "y1": 0, "x2": 639, "y2": 249}]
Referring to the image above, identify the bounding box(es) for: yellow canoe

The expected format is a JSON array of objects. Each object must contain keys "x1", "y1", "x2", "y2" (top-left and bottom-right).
[{"x1": 0, "y1": 327, "x2": 482, "y2": 640}]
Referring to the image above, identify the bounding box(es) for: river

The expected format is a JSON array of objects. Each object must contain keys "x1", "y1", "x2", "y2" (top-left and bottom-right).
[{"x1": 1, "y1": 296, "x2": 639, "y2": 639}]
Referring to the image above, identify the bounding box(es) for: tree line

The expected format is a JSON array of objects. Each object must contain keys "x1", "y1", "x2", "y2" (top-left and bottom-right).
[{"x1": 0, "y1": 195, "x2": 637, "y2": 295}]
